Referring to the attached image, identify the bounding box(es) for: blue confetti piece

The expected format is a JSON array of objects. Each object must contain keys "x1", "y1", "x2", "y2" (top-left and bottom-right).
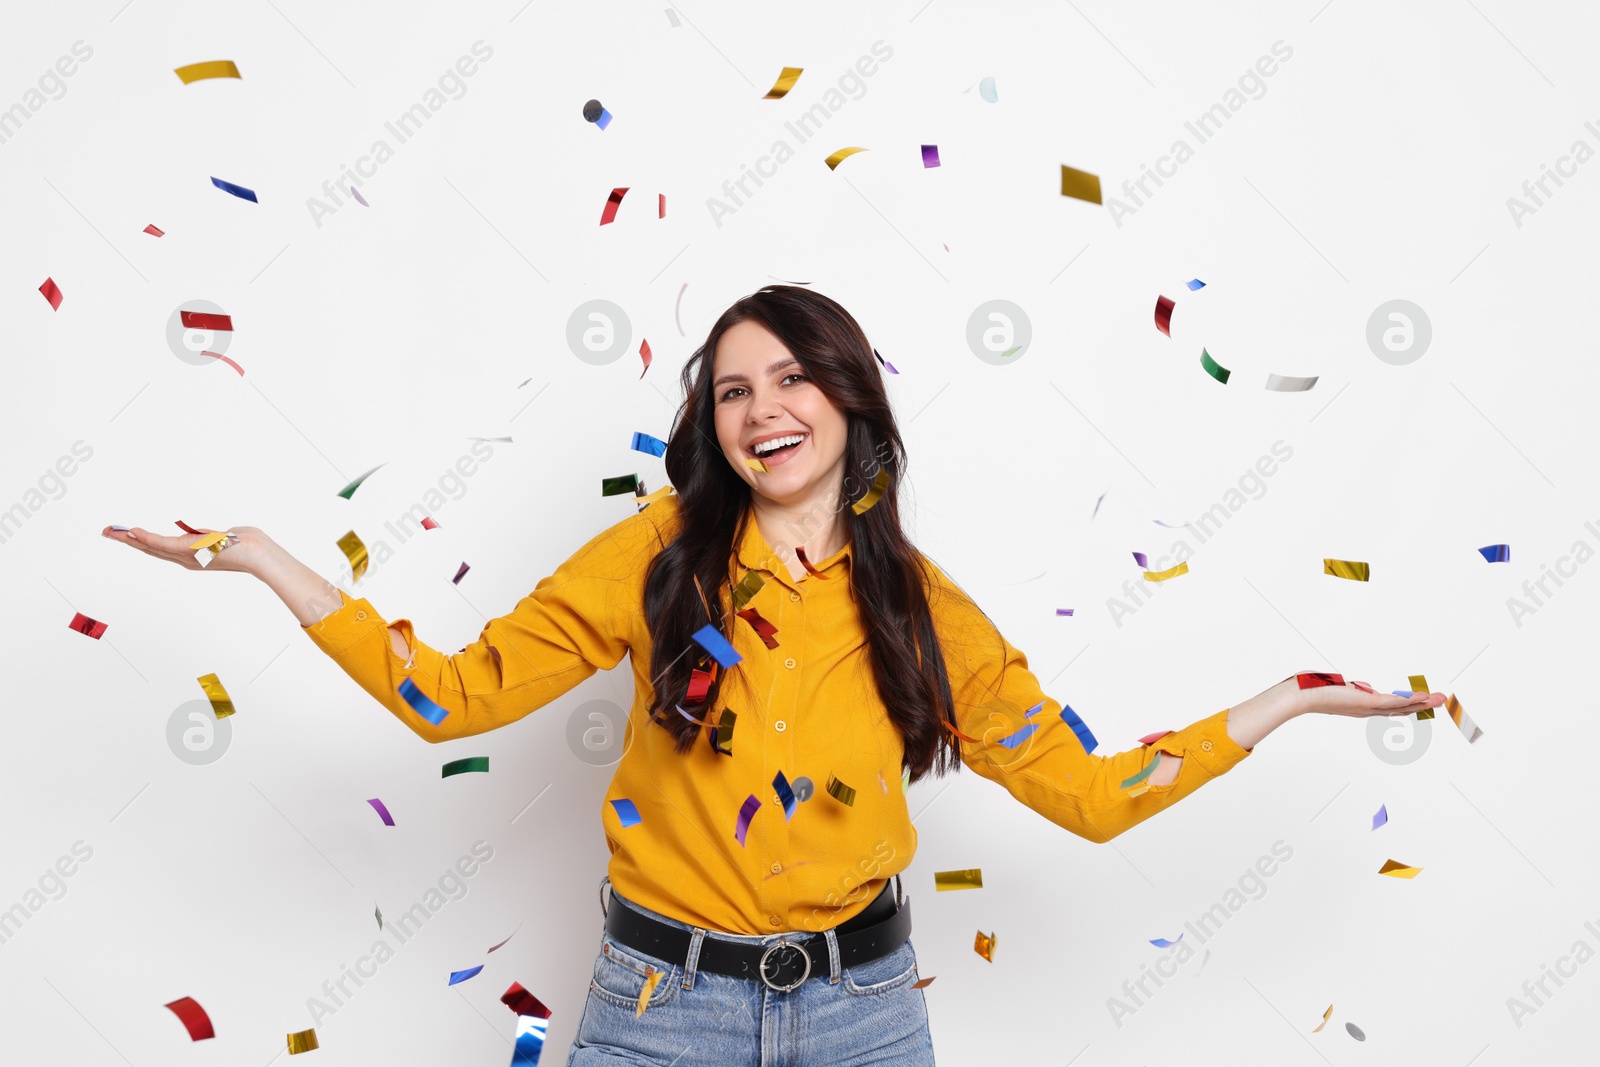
[
  {"x1": 691, "y1": 623, "x2": 742, "y2": 669},
  {"x1": 1477, "y1": 544, "x2": 1510, "y2": 563},
  {"x1": 1024, "y1": 701, "x2": 1045, "y2": 718},
  {"x1": 1371, "y1": 804, "x2": 1388, "y2": 831},
  {"x1": 631, "y1": 431, "x2": 668, "y2": 457},
  {"x1": 595, "y1": 107, "x2": 613, "y2": 130},
  {"x1": 610, "y1": 798, "x2": 642, "y2": 827},
  {"x1": 1149, "y1": 935, "x2": 1184, "y2": 948},
  {"x1": 773, "y1": 771, "x2": 797, "y2": 820},
  {"x1": 512, "y1": 1013, "x2": 549, "y2": 1065},
  {"x1": 448, "y1": 964, "x2": 484, "y2": 985},
  {"x1": 1058, "y1": 703, "x2": 1100, "y2": 754},
  {"x1": 1390, "y1": 690, "x2": 1414, "y2": 697},
  {"x1": 1186, "y1": 279, "x2": 1206, "y2": 290},
  {"x1": 210, "y1": 176, "x2": 258, "y2": 203},
  {"x1": 398, "y1": 676, "x2": 449, "y2": 725},
  {"x1": 996, "y1": 722, "x2": 1038, "y2": 749}
]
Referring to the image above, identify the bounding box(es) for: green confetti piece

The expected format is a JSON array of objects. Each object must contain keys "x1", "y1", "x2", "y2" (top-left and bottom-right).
[
  {"x1": 1199, "y1": 348, "x2": 1230, "y2": 385},
  {"x1": 442, "y1": 756, "x2": 490, "y2": 777},
  {"x1": 337, "y1": 464, "x2": 386, "y2": 499},
  {"x1": 1119, "y1": 751, "x2": 1162, "y2": 790},
  {"x1": 601, "y1": 473, "x2": 640, "y2": 496}
]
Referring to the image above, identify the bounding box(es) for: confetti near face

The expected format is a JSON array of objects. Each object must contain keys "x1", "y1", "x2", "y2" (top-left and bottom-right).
[
  {"x1": 286, "y1": 1028, "x2": 319, "y2": 1054},
  {"x1": 794, "y1": 545, "x2": 832, "y2": 580},
  {"x1": 851, "y1": 466, "x2": 890, "y2": 516},
  {"x1": 1187, "y1": 278, "x2": 1206, "y2": 290},
  {"x1": 448, "y1": 965, "x2": 485, "y2": 985},
  {"x1": 211, "y1": 176, "x2": 258, "y2": 202},
  {"x1": 174, "y1": 60, "x2": 241, "y2": 83},
  {"x1": 824, "y1": 146, "x2": 869, "y2": 170},
  {"x1": 599, "y1": 187, "x2": 629, "y2": 225},
  {"x1": 196, "y1": 672, "x2": 236, "y2": 718},
  {"x1": 336, "y1": 464, "x2": 385, "y2": 500},
  {"x1": 1199, "y1": 348, "x2": 1231, "y2": 384},
  {"x1": 631, "y1": 431, "x2": 668, "y2": 457},
  {"x1": 68, "y1": 611, "x2": 107, "y2": 639},
  {"x1": 1154, "y1": 296, "x2": 1175, "y2": 337},
  {"x1": 144, "y1": 223, "x2": 164, "y2": 236},
  {"x1": 639, "y1": 337, "x2": 653, "y2": 378},
  {"x1": 1345, "y1": 1022, "x2": 1366, "y2": 1041},
  {"x1": 934, "y1": 868, "x2": 983, "y2": 891},
  {"x1": 163, "y1": 996, "x2": 215, "y2": 1041},
  {"x1": 734, "y1": 794, "x2": 761, "y2": 846},
  {"x1": 398, "y1": 676, "x2": 450, "y2": 725},
  {"x1": 610, "y1": 798, "x2": 642, "y2": 827},
  {"x1": 731, "y1": 570, "x2": 765, "y2": 611},
  {"x1": 974, "y1": 930, "x2": 997, "y2": 962},
  {"x1": 1446, "y1": 693, "x2": 1483, "y2": 743},
  {"x1": 921, "y1": 144, "x2": 941, "y2": 168},
  {"x1": 1477, "y1": 543, "x2": 1510, "y2": 563},
  {"x1": 744, "y1": 457, "x2": 769, "y2": 473},
  {"x1": 1378, "y1": 859, "x2": 1422, "y2": 878},
  {"x1": 691, "y1": 623, "x2": 742, "y2": 669},
  {"x1": 1143, "y1": 561, "x2": 1188, "y2": 582},
  {"x1": 338, "y1": 530, "x2": 369, "y2": 581},
  {"x1": 872, "y1": 348, "x2": 900, "y2": 374},
  {"x1": 1059, "y1": 163, "x2": 1102, "y2": 204},
  {"x1": 763, "y1": 66, "x2": 804, "y2": 98},
  {"x1": 1312, "y1": 1004, "x2": 1332, "y2": 1032},
  {"x1": 442, "y1": 756, "x2": 489, "y2": 777},
  {"x1": 39, "y1": 277, "x2": 63, "y2": 310},
  {"x1": 1323, "y1": 558, "x2": 1370, "y2": 582},
  {"x1": 825, "y1": 774, "x2": 857, "y2": 807},
  {"x1": 1149, "y1": 935, "x2": 1183, "y2": 948}
]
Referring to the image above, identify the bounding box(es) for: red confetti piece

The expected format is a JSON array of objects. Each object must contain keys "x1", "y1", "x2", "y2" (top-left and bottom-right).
[
  {"x1": 421, "y1": 517, "x2": 439, "y2": 530},
  {"x1": 736, "y1": 607, "x2": 779, "y2": 649},
  {"x1": 639, "y1": 337, "x2": 652, "y2": 379},
  {"x1": 1137, "y1": 730, "x2": 1172, "y2": 745},
  {"x1": 1296, "y1": 672, "x2": 1345, "y2": 689},
  {"x1": 68, "y1": 612, "x2": 107, "y2": 639},
  {"x1": 686, "y1": 666, "x2": 712, "y2": 704},
  {"x1": 39, "y1": 277, "x2": 63, "y2": 310},
  {"x1": 1351, "y1": 681, "x2": 1375, "y2": 694},
  {"x1": 942, "y1": 720, "x2": 981, "y2": 744},
  {"x1": 452, "y1": 561, "x2": 470, "y2": 584},
  {"x1": 794, "y1": 545, "x2": 831, "y2": 580},
  {"x1": 501, "y1": 982, "x2": 552, "y2": 1019},
  {"x1": 164, "y1": 996, "x2": 216, "y2": 1041},
  {"x1": 600, "y1": 187, "x2": 628, "y2": 225},
  {"x1": 202, "y1": 350, "x2": 244, "y2": 376},
  {"x1": 144, "y1": 224, "x2": 165, "y2": 237},
  {"x1": 175, "y1": 520, "x2": 205, "y2": 535},
  {"x1": 1154, "y1": 296, "x2": 1174, "y2": 337},
  {"x1": 181, "y1": 311, "x2": 233, "y2": 331},
  {"x1": 658, "y1": 193, "x2": 665, "y2": 218}
]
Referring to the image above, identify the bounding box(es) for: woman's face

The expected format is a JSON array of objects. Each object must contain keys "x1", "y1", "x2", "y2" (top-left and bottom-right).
[{"x1": 711, "y1": 320, "x2": 849, "y2": 507}]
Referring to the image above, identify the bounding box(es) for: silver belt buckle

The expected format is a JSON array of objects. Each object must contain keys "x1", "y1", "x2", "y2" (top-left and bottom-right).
[{"x1": 757, "y1": 937, "x2": 811, "y2": 992}]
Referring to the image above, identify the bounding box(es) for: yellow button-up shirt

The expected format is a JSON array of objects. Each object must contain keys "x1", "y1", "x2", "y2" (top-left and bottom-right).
[{"x1": 302, "y1": 493, "x2": 1251, "y2": 934}]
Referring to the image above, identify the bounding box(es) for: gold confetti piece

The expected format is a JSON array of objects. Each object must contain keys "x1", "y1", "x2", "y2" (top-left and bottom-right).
[
  {"x1": 974, "y1": 930, "x2": 997, "y2": 962},
  {"x1": 851, "y1": 466, "x2": 890, "y2": 516},
  {"x1": 824, "y1": 146, "x2": 869, "y2": 171},
  {"x1": 1143, "y1": 561, "x2": 1188, "y2": 582},
  {"x1": 912, "y1": 976, "x2": 936, "y2": 989},
  {"x1": 635, "y1": 966, "x2": 663, "y2": 1017},
  {"x1": 1059, "y1": 164, "x2": 1103, "y2": 205},
  {"x1": 287, "y1": 1028, "x2": 319, "y2": 1053},
  {"x1": 174, "y1": 60, "x2": 241, "y2": 84},
  {"x1": 196, "y1": 672, "x2": 235, "y2": 719},
  {"x1": 1409, "y1": 673, "x2": 1435, "y2": 720},
  {"x1": 934, "y1": 868, "x2": 983, "y2": 891},
  {"x1": 745, "y1": 457, "x2": 769, "y2": 473},
  {"x1": 763, "y1": 66, "x2": 804, "y2": 99},
  {"x1": 1446, "y1": 693, "x2": 1483, "y2": 743},
  {"x1": 1378, "y1": 859, "x2": 1422, "y2": 879},
  {"x1": 338, "y1": 530, "x2": 369, "y2": 582},
  {"x1": 732, "y1": 571, "x2": 765, "y2": 612},
  {"x1": 1313, "y1": 1004, "x2": 1333, "y2": 1032},
  {"x1": 826, "y1": 774, "x2": 857, "y2": 807},
  {"x1": 1323, "y1": 558, "x2": 1370, "y2": 582}
]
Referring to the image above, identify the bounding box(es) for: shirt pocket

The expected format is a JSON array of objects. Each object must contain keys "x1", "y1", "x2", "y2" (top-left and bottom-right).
[
  {"x1": 589, "y1": 935, "x2": 681, "y2": 1011},
  {"x1": 841, "y1": 938, "x2": 919, "y2": 997}
]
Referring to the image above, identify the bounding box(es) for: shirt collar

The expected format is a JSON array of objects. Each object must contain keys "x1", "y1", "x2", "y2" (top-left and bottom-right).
[{"x1": 735, "y1": 498, "x2": 853, "y2": 587}]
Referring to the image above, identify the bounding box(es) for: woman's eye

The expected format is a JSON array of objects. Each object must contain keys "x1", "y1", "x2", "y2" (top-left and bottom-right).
[{"x1": 783, "y1": 373, "x2": 806, "y2": 385}]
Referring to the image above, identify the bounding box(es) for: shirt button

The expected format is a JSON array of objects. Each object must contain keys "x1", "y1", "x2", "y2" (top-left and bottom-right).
[
  {"x1": 770, "y1": 915, "x2": 782, "y2": 927},
  {"x1": 775, "y1": 720, "x2": 787, "y2": 733},
  {"x1": 784, "y1": 658, "x2": 796, "y2": 669},
  {"x1": 789, "y1": 592, "x2": 800, "y2": 602},
  {"x1": 770, "y1": 862, "x2": 782, "y2": 874},
  {"x1": 1201, "y1": 740, "x2": 1213, "y2": 752},
  {"x1": 356, "y1": 611, "x2": 367, "y2": 620}
]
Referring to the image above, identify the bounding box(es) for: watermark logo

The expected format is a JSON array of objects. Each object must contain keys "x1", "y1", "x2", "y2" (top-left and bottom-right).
[
  {"x1": 1365, "y1": 299, "x2": 1431, "y2": 366},
  {"x1": 1366, "y1": 712, "x2": 1430, "y2": 766},
  {"x1": 966, "y1": 300, "x2": 1032, "y2": 365},
  {"x1": 166, "y1": 699, "x2": 232, "y2": 766},
  {"x1": 566, "y1": 699, "x2": 631, "y2": 767},
  {"x1": 166, "y1": 300, "x2": 233, "y2": 367},
  {"x1": 1505, "y1": 521, "x2": 1598, "y2": 629},
  {"x1": 567, "y1": 300, "x2": 632, "y2": 366}
]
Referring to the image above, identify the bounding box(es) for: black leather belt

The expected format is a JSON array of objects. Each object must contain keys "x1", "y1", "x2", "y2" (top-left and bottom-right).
[{"x1": 604, "y1": 879, "x2": 912, "y2": 992}]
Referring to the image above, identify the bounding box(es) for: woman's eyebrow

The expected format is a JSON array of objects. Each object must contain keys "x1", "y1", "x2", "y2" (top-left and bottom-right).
[{"x1": 713, "y1": 357, "x2": 800, "y2": 389}]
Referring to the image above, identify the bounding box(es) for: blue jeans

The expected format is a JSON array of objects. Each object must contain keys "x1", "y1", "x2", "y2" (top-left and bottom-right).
[{"x1": 566, "y1": 879, "x2": 936, "y2": 1066}]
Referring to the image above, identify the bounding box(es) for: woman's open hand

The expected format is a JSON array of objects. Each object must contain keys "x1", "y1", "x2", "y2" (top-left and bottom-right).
[
  {"x1": 1285, "y1": 672, "x2": 1446, "y2": 719},
  {"x1": 101, "y1": 524, "x2": 275, "y2": 576}
]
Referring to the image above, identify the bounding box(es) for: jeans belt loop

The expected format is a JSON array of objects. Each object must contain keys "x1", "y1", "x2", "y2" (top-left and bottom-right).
[
  {"x1": 682, "y1": 928, "x2": 707, "y2": 991},
  {"x1": 823, "y1": 927, "x2": 842, "y2": 985}
]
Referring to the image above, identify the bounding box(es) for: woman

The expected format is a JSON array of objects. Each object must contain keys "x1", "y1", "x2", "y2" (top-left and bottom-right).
[{"x1": 103, "y1": 286, "x2": 1443, "y2": 1065}]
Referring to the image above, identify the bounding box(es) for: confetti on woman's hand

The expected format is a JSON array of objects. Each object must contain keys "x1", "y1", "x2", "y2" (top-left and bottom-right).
[
  {"x1": 1297, "y1": 672, "x2": 1345, "y2": 689},
  {"x1": 1371, "y1": 804, "x2": 1387, "y2": 830},
  {"x1": 174, "y1": 60, "x2": 241, "y2": 83},
  {"x1": 164, "y1": 997, "x2": 215, "y2": 1041},
  {"x1": 196, "y1": 672, "x2": 235, "y2": 718},
  {"x1": 1478, "y1": 544, "x2": 1510, "y2": 563},
  {"x1": 39, "y1": 277, "x2": 63, "y2": 310},
  {"x1": 1446, "y1": 693, "x2": 1483, "y2": 743},
  {"x1": 1408, "y1": 674, "x2": 1435, "y2": 720},
  {"x1": 1154, "y1": 296, "x2": 1174, "y2": 337},
  {"x1": 442, "y1": 756, "x2": 489, "y2": 777},
  {"x1": 287, "y1": 1029, "x2": 319, "y2": 1054},
  {"x1": 610, "y1": 798, "x2": 642, "y2": 827},
  {"x1": 851, "y1": 466, "x2": 890, "y2": 516},
  {"x1": 366, "y1": 798, "x2": 395, "y2": 826},
  {"x1": 1378, "y1": 859, "x2": 1422, "y2": 878},
  {"x1": 211, "y1": 176, "x2": 258, "y2": 202},
  {"x1": 599, "y1": 187, "x2": 629, "y2": 225},
  {"x1": 1323, "y1": 558, "x2": 1370, "y2": 581},
  {"x1": 398, "y1": 677, "x2": 450, "y2": 725},
  {"x1": 734, "y1": 794, "x2": 761, "y2": 845},
  {"x1": 934, "y1": 869, "x2": 983, "y2": 891},
  {"x1": 1199, "y1": 348, "x2": 1230, "y2": 384},
  {"x1": 68, "y1": 612, "x2": 107, "y2": 639},
  {"x1": 921, "y1": 144, "x2": 941, "y2": 168},
  {"x1": 824, "y1": 147, "x2": 868, "y2": 171},
  {"x1": 1059, "y1": 163, "x2": 1101, "y2": 203},
  {"x1": 631, "y1": 431, "x2": 667, "y2": 457},
  {"x1": 794, "y1": 545, "x2": 831, "y2": 580},
  {"x1": 974, "y1": 930, "x2": 997, "y2": 962},
  {"x1": 763, "y1": 66, "x2": 803, "y2": 99},
  {"x1": 337, "y1": 464, "x2": 385, "y2": 500}
]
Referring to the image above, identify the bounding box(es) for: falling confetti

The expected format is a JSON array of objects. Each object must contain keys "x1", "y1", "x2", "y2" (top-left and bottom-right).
[
  {"x1": 1187, "y1": 278, "x2": 1206, "y2": 290},
  {"x1": 631, "y1": 431, "x2": 668, "y2": 457},
  {"x1": 934, "y1": 869, "x2": 983, "y2": 891},
  {"x1": 1446, "y1": 693, "x2": 1483, "y2": 743},
  {"x1": 599, "y1": 187, "x2": 628, "y2": 225},
  {"x1": 1058, "y1": 704, "x2": 1099, "y2": 753},
  {"x1": 39, "y1": 277, "x2": 63, "y2": 310},
  {"x1": 1149, "y1": 935, "x2": 1183, "y2": 948},
  {"x1": 210, "y1": 176, "x2": 258, "y2": 202},
  {"x1": 202, "y1": 351, "x2": 245, "y2": 376},
  {"x1": 602, "y1": 473, "x2": 641, "y2": 496},
  {"x1": 1477, "y1": 544, "x2": 1510, "y2": 563},
  {"x1": 1378, "y1": 859, "x2": 1422, "y2": 879},
  {"x1": 691, "y1": 624, "x2": 741, "y2": 669},
  {"x1": 336, "y1": 464, "x2": 385, "y2": 499},
  {"x1": 350, "y1": 186, "x2": 369, "y2": 207},
  {"x1": 851, "y1": 466, "x2": 890, "y2": 516},
  {"x1": 163, "y1": 997, "x2": 215, "y2": 1041},
  {"x1": 1312, "y1": 1005, "x2": 1332, "y2": 1032},
  {"x1": 448, "y1": 965, "x2": 484, "y2": 985},
  {"x1": 442, "y1": 756, "x2": 489, "y2": 777},
  {"x1": 1055, "y1": 608, "x2": 1075, "y2": 616},
  {"x1": 366, "y1": 798, "x2": 394, "y2": 826},
  {"x1": 1199, "y1": 348, "x2": 1230, "y2": 384},
  {"x1": 921, "y1": 144, "x2": 941, "y2": 168},
  {"x1": 974, "y1": 930, "x2": 997, "y2": 962},
  {"x1": 912, "y1": 976, "x2": 937, "y2": 989},
  {"x1": 639, "y1": 337, "x2": 653, "y2": 378},
  {"x1": 734, "y1": 794, "x2": 761, "y2": 846},
  {"x1": 1154, "y1": 296, "x2": 1174, "y2": 337},
  {"x1": 1265, "y1": 372, "x2": 1318, "y2": 392},
  {"x1": 872, "y1": 348, "x2": 899, "y2": 374},
  {"x1": 676, "y1": 283, "x2": 687, "y2": 335},
  {"x1": 635, "y1": 967, "x2": 663, "y2": 1017},
  {"x1": 421, "y1": 517, "x2": 439, "y2": 531},
  {"x1": 762, "y1": 66, "x2": 804, "y2": 98},
  {"x1": 68, "y1": 612, "x2": 107, "y2": 639},
  {"x1": 1371, "y1": 804, "x2": 1388, "y2": 831},
  {"x1": 824, "y1": 147, "x2": 868, "y2": 170},
  {"x1": 1323, "y1": 558, "x2": 1370, "y2": 582},
  {"x1": 338, "y1": 530, "x2": 368, "y2": 581},
  {"x1": 977, "y1": 76, "x2": 997, "y2": 102},
  {"x1": 826, "y1": 774, "x2": 857, "y2": 807},
  {"x1": 502, "y1": 982, "x2": 552, "y2": 1019},
  {"x1": 452, "y1": 562, "x2": 470, "y2": 584},
  {"x1": 1058, "y1": 163, "x2": 1102, "y2": 204},
  {"x1": 398, "y1": 676, "x2": 449, "y2": 726},
  {"x1": 196, "y1": 672, "x2": 236, "y2": 718},
  {"x1": 1345, "y1": 1022, "x2": 1366, "y2": 1041},
  {"x1": 143, "y1": 223, "x2": 164, "y2": 236},
  {"x1": 286, "y1": 1029, "x2": 318, "y2": 1054},
  {"x1": 1143, "y1": 562, "x2": 1188, "y2": 582},
  {"x1": 174, "y1": 60, "x2": 241, "y2": 83},
  {"x1": 773, "y1": 771, "x2": 797, "y2": 820}
]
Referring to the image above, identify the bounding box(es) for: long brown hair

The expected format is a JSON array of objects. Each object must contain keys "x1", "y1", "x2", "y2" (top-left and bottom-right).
[{"x1": 642, "y1": 286, "x2": 961, "y2": 782}]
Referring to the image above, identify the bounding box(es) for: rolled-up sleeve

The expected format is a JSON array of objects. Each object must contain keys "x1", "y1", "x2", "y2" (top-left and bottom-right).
[
  {"x1": 927, "y1": 560, "x2": 1251, "y2": 842},
  {"x1": 300, "y1": 506, "x2": 663, "y2": 742}
]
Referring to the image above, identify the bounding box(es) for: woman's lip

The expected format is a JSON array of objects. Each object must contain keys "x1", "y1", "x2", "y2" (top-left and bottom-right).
[
  {"x1": 748, "y1": 432, "x2": 808, "y2": 458},
  {"x1": 753, "y1": 434, "x2": 807, "y2": 467}
]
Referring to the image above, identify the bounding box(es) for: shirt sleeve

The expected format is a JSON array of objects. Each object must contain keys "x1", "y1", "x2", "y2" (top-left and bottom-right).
[
  {"x1": 299, "y1": 505, "x2": 666, "y2": 743},
  {"x1": 926, "y1": 560, "x2": 1252, "y2": 843}
]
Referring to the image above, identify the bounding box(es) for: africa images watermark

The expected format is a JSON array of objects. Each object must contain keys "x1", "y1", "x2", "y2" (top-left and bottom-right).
[
  {"x1": 1106, "y1": 839, "x2": 1294, "y2": 1027},
  {"x1": 1505, "y1": 916, "x2": 1600, "y2": 1029},
  {"x1": 1105, "y1": 39, "x2": 1294, "y2": 227},
  {"x1": 0, "y1": 439, "x2": 95, "y2": 547},
  {"x1": 706, "y1": 40, "x2": 895, "y2": 228},
  {"x1": 305, "y1": 40, "x2": 495, "y2": 228},
  {"x1": 1107, "y1": 440, "x2": 1295, "y2": 627},
  {"x1": 1503, "y1": 517, "x2": 1599, "y2": 628},
  {"x1": 0, "y1": 840, "x2": 94, "y2": 948},
  {"x1": 0, "y1": 39, "x2": 94, "y2": 147},
  {"x1": 1504, "y1": 118, "x2": 1600, "y2": 229}
]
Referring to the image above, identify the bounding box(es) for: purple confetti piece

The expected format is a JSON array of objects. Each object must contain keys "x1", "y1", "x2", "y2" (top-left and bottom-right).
[
  {"x1": 365, "y1": 798, "x2": 395, "y2": 826},
  {"x1": 1091, "y1": 491, "x2": 1106, "y2": 519},
  {"x1": 452, "y1": 561, "x2": 470, "y2": 584},
  {"x1": 350, "y1": 185, "x2": 369, "y2": 207},
  {"x1": 1055, "y1": 608, "x2": 1074, "y2": 616},
  {"x1": 1132, "y1": 551, "x2": 1149, "y2": 569},
  {"x1": 1371, "y1": 804, "x2": 1388, "y2": 831},
  {"x1": 734, "y1": 794, "x2": 761, "y2": 846},
  {"x1": 921, "y1": 144, "x2": 941, "y2": 168},
  {"x1": 1153, "y1": 518, "x2": 1187, "y2": 528},
  {"x1": 873, "y1": 348, "x2": 899, "y2": 375}
]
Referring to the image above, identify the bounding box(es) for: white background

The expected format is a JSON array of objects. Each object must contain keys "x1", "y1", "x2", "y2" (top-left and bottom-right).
[{"x1": 2, "y1": 0, "x2": 1594, "y2": 1064}]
